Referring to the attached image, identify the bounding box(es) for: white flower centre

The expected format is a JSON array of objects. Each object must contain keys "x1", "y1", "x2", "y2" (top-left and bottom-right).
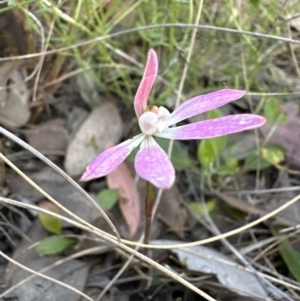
[{"x1": 139, "y1": 106, "x2": 171, "y2": 135}]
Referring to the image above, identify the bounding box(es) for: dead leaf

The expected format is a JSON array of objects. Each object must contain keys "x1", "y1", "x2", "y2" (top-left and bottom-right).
[
  {"x1": 152, "y1": 239, "x2": 272, "y2": 299},
  {"x1": 4, "y1": 220, "x2": 90, "y2": 301},
  {"x1": 157, "y1": 186, "x2": 188, "y2": 239},
  {"x1": 6, "y1": 170, "x2": 101, "y2": 226},
  {"x1": 64, "y1": 102, "x2": 123, "y2": 177},
  {"x1": 0, "y1": 65, "x2": 30, "y2": 128},
  {"x1": 107, "y1": 162, "x2": 141, "y2": 238},
  {"x1": 24, "y1": 118, "x2": 68, "y2": 161}
]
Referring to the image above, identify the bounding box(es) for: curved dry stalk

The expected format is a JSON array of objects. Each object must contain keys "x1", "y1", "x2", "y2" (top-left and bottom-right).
[
  {"x1": 2, "y1": 167, "x2": 300, "y2": 252},
  {"x1": 0, "y1": 127, "x2": 120, "y2": 241},
  {"x1": 2, "y1": 196, "x2": 299, "y2": 300},
  {"x1": 197, "y1": 178, "x2": 293, "y2": 301},
  {"x1": 251, "y1": 228, "x2": 300, "y2": 265},
  {"x1": 43, "y1": 63, "x2": 132, "y2": 89},
  {"x1": 251, "y1": 260, "x2": 300, "y2": 292},
  {"x1": 0, "y1": 205, "x2": 31, "y2": 241},
  {"x1": 248, "y1": 91, "x2": 300, "y2": 96},
  {"x1": 0, "y1": 196, "x2": 216, "y2": 301},
  {"x1": 1, "y1": 23, "x2": 300, "y2": 62},
  {"x1": 0, "y1": 196, "x2": 103, "y2": 234},
  {"x1": 0, "y1": 152, "x2": 120, "y2": 242},
  {"x1": 223, "y1": 186, "x2": 300, "y2": 195},
  {"x1": 0, "y1": 251, "x2": 93, "y2": 301}
]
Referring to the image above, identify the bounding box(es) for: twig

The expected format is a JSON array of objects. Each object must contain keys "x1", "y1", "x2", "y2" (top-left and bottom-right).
[{"x1": 1, "y1": 23, "x2": 300, "y2": 62}]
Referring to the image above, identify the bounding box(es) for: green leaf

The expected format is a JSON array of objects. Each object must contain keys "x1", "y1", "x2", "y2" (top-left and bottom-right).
[
  {"x1": 249, "y1": 0, "x2": 260, "y2": 6},
  {"x1": 210, "y1": 135, "x2": 227, "y2": 159},
  {"x1": 272, "y1": 229, "x2": 300, "y2": 282},
  {"x1": 244, "y1": 152, "x2": 271, "y2": 171},
  {"x1": 261, "y1": 145, "x2": 285, "y2": 164},
  {"x1": 243, "y1": 144, "x2": 285, "y2": 171},
  {"x1": 205, "y1": 109, "x2": 227, "y2": 159},
  {"x1": 224, "y1": 204, "x2": 245, "y2": 221},
  {"x1": 217, "y1": 157, "x2": 238, "y2": 175},
  {"x1": 39, "y1": 213, "x2": 62, "y2": 235},
  {"x1": 280, "y1": 241, "x2": 300, "y2": 282},
  {"x1": 207, "y1": 109, "x2": 223, "y2": 120},
  {"x1": 198, "y1": 139, "x2": 214, "y2": 170},
  {"x1": 97, "y1": 189, "x2": 119, "y2": 210},
  {"x1": 264, "y1": 98, "x2": 287, "y2": 125},
  {"x1": 189, "y1": 199, "x2": 217, "y2": 217},
  {"x1": 156, "y1": 137, "x2": 191, "y2": 170},
  {"x1": 264, "y1": 98, "x2": 281, "y2": 125},
  {"x1": 36, "y1": 236, "x2": 76, "y2": 255}
]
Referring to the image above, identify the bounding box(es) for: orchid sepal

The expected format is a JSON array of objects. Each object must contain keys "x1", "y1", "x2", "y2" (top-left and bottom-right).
[
  {"x1": 134, "y1": 49, "x2": 158, "y2": 117},
  {"x1": 167, "y1": 89, "x2": 246, "y2": 126},
  {"x1": 155, "y1": 114, "x2": 266, "y2": 140},
  {"x1": 80, "y1": 134, "x2": 145, "y2": 182}
]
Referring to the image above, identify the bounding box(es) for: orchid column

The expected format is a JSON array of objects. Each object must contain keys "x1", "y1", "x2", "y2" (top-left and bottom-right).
[{"x1": 81, "y1": 49, "x2": 266, "y2": 244}]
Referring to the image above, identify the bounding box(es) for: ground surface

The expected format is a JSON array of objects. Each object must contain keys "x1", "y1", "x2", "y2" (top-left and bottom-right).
[{"x1": 1, "y1": 1, "x2": 300, "y2": 301}]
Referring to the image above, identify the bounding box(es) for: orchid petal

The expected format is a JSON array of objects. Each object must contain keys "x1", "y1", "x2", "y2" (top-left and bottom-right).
[
  {"x1": 135, "y1": 136, "x2": 175, "y2": 189},
  {"x1": 167, "y1": 89, "x2": 246, "y2": 126},
  {"x1": 156, "y1": 114, "x2": 266, "y2": 140},
  {"x1": 134, "y1": 49, "x2": 158, "y2": 117},
  {"x1": 80, "y1": 134, "x2": 145, "y2": 181}
]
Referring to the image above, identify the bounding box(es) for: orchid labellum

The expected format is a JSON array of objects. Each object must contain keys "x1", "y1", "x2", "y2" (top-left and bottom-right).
[{"x1": 80, "y1": 49, "x2": 266, "y2": 189}]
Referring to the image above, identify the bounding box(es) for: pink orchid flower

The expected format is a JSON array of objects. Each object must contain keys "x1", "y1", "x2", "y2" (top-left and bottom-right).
[{"x1": 80, "y1": 49, "x2": 266, "y2": 189}]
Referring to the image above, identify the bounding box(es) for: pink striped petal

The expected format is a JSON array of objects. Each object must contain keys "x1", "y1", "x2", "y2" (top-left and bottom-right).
[
  {"x1": 80, "y1": 134, "x2": 145, "y2": 181},
  {"x1": 134, "y1": 49, "x2": 158, "y2": 117},
  {"x1": 168, "y1": 89, "x2": 246, "y2": 125},
  {"x1": 156, "y1": 114, "x2": 266, "y2": 140},
  {"x1": 134, "y1": 136, "x2": 175, "y2": 189}
]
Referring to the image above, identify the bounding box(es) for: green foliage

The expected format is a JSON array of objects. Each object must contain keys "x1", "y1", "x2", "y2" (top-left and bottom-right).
[
  {"x1": 97, "y1": 189, "x2": 119, "y2": 210},
  {"x1": 249, "y1": 0, "x2": 260, "y2": 7},
  {"x1": 197, "y1": 109, "x2": 229, "y2": 173},
  {"x1": 224, "y1": 203, "x2": 245, "y2": 221},
  {"x1": 156, "y1": 137, "x2": 192, "y2": 171},
  {"x1": 189, "y1": 199, "x2": 217, "y2": 217},
  {"x1": 217, "y1": 157, "x2": 238, "y2": 175},
  {"x1": 6, "y1": 0, "x2": 286, "y2": 112},
  {"x1": 279, "y1": 239, "x2": 300, "y2": 282},
  {"x1": 36, "y1": 236, "x2": 76, "y2": 255},
  {"x1": 264, "y1": 98, "x2": 287, "y2": 125},
  {"x1": 39, "y1": 212, "x2": 62, "y2": 235},
  {"x1": 206, "y1": 109, "x2": 228, "y2": 160},
  {"x1": 198, "y1": 139, "x2": 214, "y2": 171},
  {"x1": 271, "y1": 228, "x2": 300, "y2": 282},
  {"x1": 243, "y1": 144, "x2": 285, "y2": 171}
]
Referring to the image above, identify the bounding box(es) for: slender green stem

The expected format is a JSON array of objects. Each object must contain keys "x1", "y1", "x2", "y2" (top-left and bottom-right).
[{"x1": 144, "y1": 181, "x2": 155, "y2": 248}]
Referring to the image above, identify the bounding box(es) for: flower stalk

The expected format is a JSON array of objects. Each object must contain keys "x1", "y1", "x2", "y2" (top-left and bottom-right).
[{"x1": 144, "y1": 180, "x2": 155, "y2": 248}]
